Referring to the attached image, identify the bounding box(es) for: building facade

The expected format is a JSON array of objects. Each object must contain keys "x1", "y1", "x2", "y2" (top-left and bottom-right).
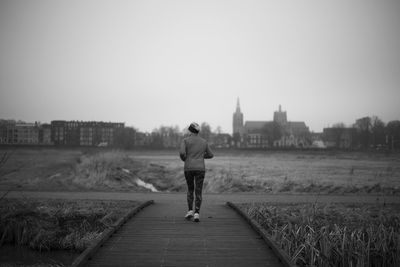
[
  {"x1": 0, "y1": 122, "x2": 41, "y2": 145},
  {"x1": 51, "y1": 120, "x2": 67, "y2": 145},
  {"x1": 51, "y1": 120, "x2": 124, "y2": 146},
  {"x1": 39, "y1": 124, "x2": 52, "y2": 145},
  {"x1": 15, "y1": 123, "x2": 39, "y2": 144},
  {"x1": 232, "y1": 100, "x2": 310, "y2": 148},
  {"x1": 0, "y1": 121, "x2": 56, "y2": 145}
]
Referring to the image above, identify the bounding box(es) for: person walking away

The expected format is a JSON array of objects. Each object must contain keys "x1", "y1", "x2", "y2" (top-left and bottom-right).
[{"x1": 179, "y1": 122, "x2": 214, "y2": 222}]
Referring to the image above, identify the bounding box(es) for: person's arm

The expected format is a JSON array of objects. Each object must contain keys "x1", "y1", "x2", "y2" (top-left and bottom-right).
[
  {"x1": 204, "y1": 143, "x2": 214, "y2": 159},
  {"x1": 179, "y1": 140, "x2": 186, "y2": 161}
]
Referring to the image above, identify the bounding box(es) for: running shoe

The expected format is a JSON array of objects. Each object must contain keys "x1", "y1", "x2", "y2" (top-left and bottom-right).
[{"x1": 185, "y1": 210, "x2": 194, "y2": 220}]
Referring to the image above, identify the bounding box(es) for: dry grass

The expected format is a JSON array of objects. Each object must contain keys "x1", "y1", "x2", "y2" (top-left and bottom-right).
[
  {"x1": 0, "y1": 198, "x2": 138, "y2": 252},
  {"x1": 129, "y1": 150, "x2": 400, "y2": 195},
  {"x1": 239, "y1": 202, "x2": 400, "y2": 266},
  {"x1": 72, "y1": 150, "x2": 139, "y2": 190},
  {"x1": 1, "y1": 148, "x2": 399, "y2": 194}
]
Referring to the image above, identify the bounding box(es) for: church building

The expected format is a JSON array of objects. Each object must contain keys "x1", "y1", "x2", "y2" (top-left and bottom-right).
[{"x1": 232, "y1": 98, "x2": 310, "y2": 148}]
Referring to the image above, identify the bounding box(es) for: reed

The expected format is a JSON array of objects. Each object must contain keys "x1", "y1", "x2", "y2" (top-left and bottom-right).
[
  {"x1": 241, "y1": 202, "x2": 400, "y2": 267},
  {"x1": 0, "y1": 199, "x2": 138, "y2": 252}
]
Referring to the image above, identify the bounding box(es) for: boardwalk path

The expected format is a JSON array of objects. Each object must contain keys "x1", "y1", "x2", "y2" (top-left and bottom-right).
[
  {"x1": 85, "y1": 201, "x2": 283, "y2": 267},
  {"x1": 4, "y1": 191, "x2": 400, "y2": 267}
]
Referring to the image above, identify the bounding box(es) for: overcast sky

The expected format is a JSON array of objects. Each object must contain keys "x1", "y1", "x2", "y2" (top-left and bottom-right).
[{"x1": 1, "y1": 0, "x2": 399, "y2": 133}]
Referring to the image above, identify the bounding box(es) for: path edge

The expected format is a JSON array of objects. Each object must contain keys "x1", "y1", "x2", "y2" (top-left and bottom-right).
[
  {"x1": 226, "y1": 201, "x2": 297, "y2": 267},
  {"x1": 71, "y1": 200, "x2": 154, "y2": 267}
]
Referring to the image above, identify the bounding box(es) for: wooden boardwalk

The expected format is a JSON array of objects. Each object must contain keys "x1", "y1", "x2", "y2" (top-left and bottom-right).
[
  {"x1": 85, "y1": 201, "x2": 283, "y2": 267},
  {"x1": 7, "y1": 191, "x2": 395, "y2": 266}
]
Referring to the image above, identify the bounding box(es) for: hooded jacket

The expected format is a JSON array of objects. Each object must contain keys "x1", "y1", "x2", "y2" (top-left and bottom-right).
[{"x1": 179, "y1": 134, "x2": 214, "y2": 171}]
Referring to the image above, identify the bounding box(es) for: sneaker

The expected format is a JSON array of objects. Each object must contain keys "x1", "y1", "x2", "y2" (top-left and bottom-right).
[
  {"x1": 185, "y1": 210, "x2": 194, "y2": 220},
  {"x1": 194, "y1": 213, "x2": 200, "y2": 222}
]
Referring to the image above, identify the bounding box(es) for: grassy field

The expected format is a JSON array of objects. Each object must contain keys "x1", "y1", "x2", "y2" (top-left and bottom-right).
[
  {"x1": 0, "y1": 148, "x2": 399, "y2": 194},
  {"x1": 1, "y1": 148, "x2": 398, "y2": 266},
  {"x1": 239, "y1": 202, "x2": 400, "y2": 266}
]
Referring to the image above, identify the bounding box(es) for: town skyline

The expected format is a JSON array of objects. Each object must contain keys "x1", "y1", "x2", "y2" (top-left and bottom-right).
[
  {"x1": 0, "y1": 100, "x2": 397, "y2": 135},
  {"x1": 1, "y1": 1, "x2": 399, "y2": 133}
]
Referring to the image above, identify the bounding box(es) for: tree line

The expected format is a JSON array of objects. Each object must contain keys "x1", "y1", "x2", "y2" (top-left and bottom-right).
[
  {"x1": 114, "y1": 122, "x2": 226, "y2": 149},
  {"x1": 351, "y1": 116, "x2": 400, "y2": 150}
]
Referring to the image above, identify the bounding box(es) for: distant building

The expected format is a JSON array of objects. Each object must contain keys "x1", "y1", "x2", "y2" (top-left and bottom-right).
[
  {"x1": 0, "y1": 122, "x2": 39, "y2": 145},
  {"x1": 233, "y1": 98, "x2": 244, "y2": 136},
  {"x1": 273, "y1": 105, "x2": 287, "y2": 125},
  {"x1": 211, "y1": 133, "x2": 232, "y2": 148},
  {"x1": 51, "y1": 120, "x2": 124, "y2": 146},
  {"x1": 0, "y1": 122, "x2": 8, "y2": 144},
  {"x1": 79, "y1": 122, "x2": 93, "y2": 146},
  {"x1": 39, "y1": 124, "x2": 52, "y2": 145},
  {"x1": 16, "y1": 123, "x2": 40, "y2": 144},
  {"x1": 0, "y1": 120, "x2": 125, "y2": 146},
  {"x1": 51, "y1": 120, "x2": 67, "y2": 145},
  {"x1": 232, "y1": 98, "x2": 246, "y2": 147},
  {"x1": 323, "y1": 127, "x2": 357, "y2": 149},
  {"x1": 232, "y1": 100, "x2": 310, "y2": 148},
  {"x1": 243, "y1": 121, "x2": 269, "y2": 148},
  {"x1": 0, "y1": 121, "x2": 55, "y2": 145},
  {"x1": 310, "y1": 132, "x2": 326, "y2": 148}
]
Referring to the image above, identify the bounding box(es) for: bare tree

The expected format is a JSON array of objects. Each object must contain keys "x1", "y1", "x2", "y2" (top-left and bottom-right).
[
  {"x1": 200, "y1": 122, "x2": 212, "y2": 141},
  {"x1": 262, "y1": 121, "x2": 282, "y2": 147},
  {"x1": 331, "y1": 122, "x2": 346, "y2": 148},
  {"x1": 386, "y1": 120, "x2": 400, "y2": 150},
  {"x1": 215, "y1": 126, "x2": 222, "y2": 135},
  {"x1": 232, "y1": 132, "x2": 241, "y2": 148},
  {"x1": 371, "y1": 116, "x2": 386, "y2": 147},
  {"x1": 332, "y1": 122, "x2": 346, "y2": 128},
  {"x1": 354, "y1": 117, "x2": 372, "y2": 149},
  {"x1": 114, "y1": 127, "x2": 137, "y2": 149}
]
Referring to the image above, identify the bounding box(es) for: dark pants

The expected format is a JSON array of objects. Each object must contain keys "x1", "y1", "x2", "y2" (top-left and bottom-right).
[{"x1": 184, "y1": 171, "x2": 205, "y2": 214}]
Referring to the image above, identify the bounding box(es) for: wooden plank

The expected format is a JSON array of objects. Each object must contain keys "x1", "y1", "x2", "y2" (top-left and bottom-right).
[{"x1": 85, "y1": 202, "x2": 283, "y2": 267}]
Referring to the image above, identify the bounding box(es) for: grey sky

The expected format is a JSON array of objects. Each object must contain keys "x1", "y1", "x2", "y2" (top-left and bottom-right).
[{"x1": 1, "y1": 0, "x2": 399, "y2": 133}]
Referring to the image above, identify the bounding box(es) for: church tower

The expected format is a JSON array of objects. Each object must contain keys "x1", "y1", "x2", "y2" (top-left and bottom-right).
[
  {"x1": 273, "y1": 105, "x2": 287, "y2": 125},
  {"x1": 232, "y1": 98, "x2": 244, "y2": 135}
]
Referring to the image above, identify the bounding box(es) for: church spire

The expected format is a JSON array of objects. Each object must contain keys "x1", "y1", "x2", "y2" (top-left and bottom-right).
[
  {"x1": 236, "y1": 97, "x2": 241, "y2": 112},
  {"x1": 233, "y1": 97, "x2": 244, "y2": 136}
]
